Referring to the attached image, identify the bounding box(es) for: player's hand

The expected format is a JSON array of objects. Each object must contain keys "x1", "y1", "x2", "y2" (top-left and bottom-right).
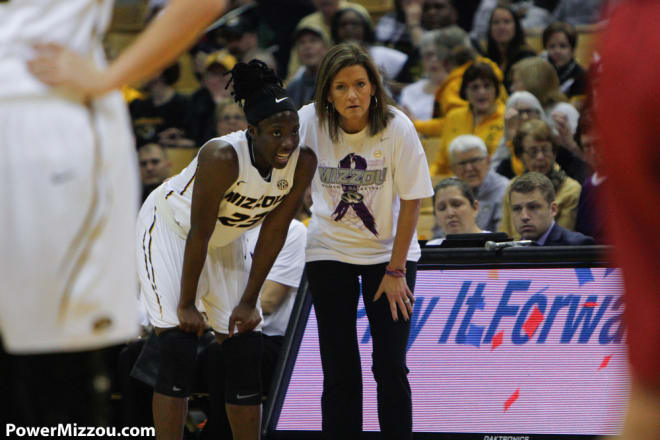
[
  {"x1": 177, "y1": 304, "x2": 205, "y2": 337},
  {"x1": 373, "y1": 274, "x2": 414, "y2": 322},
  {"x1": 227, "y1": 302, "x2": 262, "y2": 337},
  {"x1": 27, "y1": 43, "x2": 106, "y2": 97}
]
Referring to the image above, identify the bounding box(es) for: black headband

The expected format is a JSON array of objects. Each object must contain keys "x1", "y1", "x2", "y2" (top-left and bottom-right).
[{"x1": 244, "y1": 93, "x2": 297, "y2": 126}]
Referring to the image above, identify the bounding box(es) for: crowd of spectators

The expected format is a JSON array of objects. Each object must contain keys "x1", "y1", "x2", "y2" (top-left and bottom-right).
[{"x1": 126, "y1": 0, "x2": 608, "y2": 247}]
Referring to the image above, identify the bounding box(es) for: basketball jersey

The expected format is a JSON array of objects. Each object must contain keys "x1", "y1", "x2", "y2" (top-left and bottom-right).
[
  {"x1": 156, "y1": 130, "x2": 300, "y2": 248},
  {"x1": 0, "y1": 0, "x2": 113, "y2": 99},
  {"x1": 298, "y1": 103, "x2": 434, "y2": 265}
]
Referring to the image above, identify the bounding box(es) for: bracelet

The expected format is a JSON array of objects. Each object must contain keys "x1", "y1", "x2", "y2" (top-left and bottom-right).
[{"x1": 385, "y1": 265, "x2": 406, "y2": 278}]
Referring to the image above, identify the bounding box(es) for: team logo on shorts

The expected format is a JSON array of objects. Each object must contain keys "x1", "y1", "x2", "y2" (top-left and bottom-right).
[
  {"x1": 277, "y1": 179, "x2": 289, "y2": 190},
  {"x1": 92, "y1": 317, "x2": 113, "y2": 333}
]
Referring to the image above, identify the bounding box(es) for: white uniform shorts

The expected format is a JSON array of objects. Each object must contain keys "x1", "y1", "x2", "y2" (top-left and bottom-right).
[
  {"x1": 0, "y1": 93, "x2": 140, "y2": 354},
  {"x1": 137, "y1": 189, "x2": 259, "y2": 334}
]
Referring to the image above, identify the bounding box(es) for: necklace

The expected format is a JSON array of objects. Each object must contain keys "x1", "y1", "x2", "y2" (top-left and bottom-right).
[{"x1": 247, "y1": 135, "x2": 272, "y2": 181}]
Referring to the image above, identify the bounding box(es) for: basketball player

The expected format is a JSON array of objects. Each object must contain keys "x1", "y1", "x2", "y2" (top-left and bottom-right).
[
  {"x1": 597, "y1": 1, "x2": 660, "y2": 438},
  {"x1": 0, "y1": 0, "x2": 228, "y2": 425},
  {"x1": 136, "y1": 60, "x2": 316, "y2": 440}
]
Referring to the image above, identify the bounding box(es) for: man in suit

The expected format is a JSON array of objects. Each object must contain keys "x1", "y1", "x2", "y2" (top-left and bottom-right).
[{"x1": 510, "y1": 172, "x2": 594, "y2": 246}]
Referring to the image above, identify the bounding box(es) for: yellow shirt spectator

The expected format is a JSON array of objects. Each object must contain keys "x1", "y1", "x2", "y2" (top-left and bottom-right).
[{"x1": 414, "y1": 56, "x2": 507, "y2": 137}]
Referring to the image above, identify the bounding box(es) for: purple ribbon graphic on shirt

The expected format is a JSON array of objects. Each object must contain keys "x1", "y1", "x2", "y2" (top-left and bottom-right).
[{"x1": 332, "y1": 153, "x2": 378, "y2": 237}]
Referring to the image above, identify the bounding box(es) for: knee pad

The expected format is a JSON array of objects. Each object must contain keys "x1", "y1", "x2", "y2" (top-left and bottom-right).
[
  {"x1": 223, "y1": 331, "x2": 263, "y2": 405},
  {"x1": 154, "y1": 328, "x2": 198, "y2": 398}
]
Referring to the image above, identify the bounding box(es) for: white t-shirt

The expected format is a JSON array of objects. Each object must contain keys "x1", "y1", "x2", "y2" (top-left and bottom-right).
[
  {"x1": 399, "y1": 79, "x2": 435, "y2": 121},
  {"x1": 298, "y1": 103, "x2": 434, "y2": 264},
  {"x1": 369, "y1": 46, "x2": 408, "y2": 81},
  {"x1": 245, "y1": 220, "x2": 307, "y2": 337}
]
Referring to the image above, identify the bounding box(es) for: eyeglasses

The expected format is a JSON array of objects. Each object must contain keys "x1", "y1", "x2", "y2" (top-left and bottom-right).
[
  {"x1": 523, "y1": 146, "x2": 554, "y2": 157},
  {"x1": 454, "y1": 156, "x2": 486, "y2": 168}
]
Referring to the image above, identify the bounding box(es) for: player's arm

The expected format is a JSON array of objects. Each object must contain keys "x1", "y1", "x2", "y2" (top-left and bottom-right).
[
  {"x1": 28, "y1": 0, "x2": 227, "y2": 97},
  {"x1": 228, "y1": 146, "x2": 316, "y2": 335},
  {"x1": 178, "y1": 141, "x2": 238, "y2": 335},
  {"x1": 260, "y1": 280, "x2": 293, "y2": 316}
]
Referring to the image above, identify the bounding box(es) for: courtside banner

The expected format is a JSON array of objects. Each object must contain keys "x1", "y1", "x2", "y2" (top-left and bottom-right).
[{"x1": 277, "y1": 267, "x2": 628, "y2": 435}]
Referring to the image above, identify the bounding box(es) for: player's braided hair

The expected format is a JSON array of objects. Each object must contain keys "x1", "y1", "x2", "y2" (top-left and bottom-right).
[
  {"x1": 227, "y1": 60, "x2": 284, "y2": 105},
  {"x1": 225, "y1": 59, "x2": 295, "y2": 125}
]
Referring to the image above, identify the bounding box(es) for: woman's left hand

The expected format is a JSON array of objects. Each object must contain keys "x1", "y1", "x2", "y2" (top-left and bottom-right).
[{"x1": 373, "y1": 274, "x2": 415, "y2": 321}]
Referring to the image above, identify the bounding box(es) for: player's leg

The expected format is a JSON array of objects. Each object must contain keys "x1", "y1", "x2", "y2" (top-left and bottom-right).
[
  {"x1": 200, "y1": 339, "x2": 233, "y2": 439},
  {"x1": 203, "y1": 236, "x2": 263, "y2": 440},
  {"x1": 136, "y1": 192, "x2": 198, "y2": 440},
  {"x1": 222, "y1": 332, "x2": 264, "y2": 440},
  {"x1": 360, "y1": 262, "x2": 417, "y2": 440},
  {"x1": 306, "y1": 261, "x2": 363, "y2": 436}
]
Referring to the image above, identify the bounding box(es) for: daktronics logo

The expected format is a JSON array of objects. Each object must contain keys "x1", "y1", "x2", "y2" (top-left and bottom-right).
[{"x1": 435, "y1": 279, "x2": 624, "y2": 347}]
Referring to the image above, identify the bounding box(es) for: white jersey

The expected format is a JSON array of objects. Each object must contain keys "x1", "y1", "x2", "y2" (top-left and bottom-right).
[
  {"x1": 0, "y1": 1, "x2": 140, "y2": 353},
  {"x1": 245, "y1": 220, "x2": 307, "y2": 337},
  {"x1": 298, "y1": 103, "x2": 434, "y2": 265},
  {"x1": 0, "y1": 0, "x2": 114, "y2": 99},
  {"x1": 156, "y1": 130, "x2": 300, "y2": 248}
]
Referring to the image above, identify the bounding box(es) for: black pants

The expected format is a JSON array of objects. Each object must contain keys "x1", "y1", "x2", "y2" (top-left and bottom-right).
[{"x1": 307, "y1": 260, "x2": 416, "y2": 440}]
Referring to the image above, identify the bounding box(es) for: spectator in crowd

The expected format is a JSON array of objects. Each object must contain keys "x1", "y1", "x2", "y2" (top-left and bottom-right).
[
  {"x1": 215, "y1": 99, "x2": 248, "y2": 136},
  {"x1": 552, "y1": 0, "x2": 604, "y2": 26},
  {"x1": 510, "y1": 56, "x2": 585, "y2": 180},
  {"x1": 485, "y1": 5, "x2": 536, "y2": 92},
  {"x1": 189, "y1": 50, "x2": 237, "y2": 147},
  {"x1": 286, "y1": 24, "x2": 330, "y2": 109},
  {"x1": 375, "y1": 0, "x2": 423, "y2": 59},
  {"x1": 509, "y1": 172, "x2": 593, "y2": 245},
  {"x1": 492, "y1": 90, "x2": 545, "y2": 177},
  {"x1": 510, "y1": 57, "x2": 578, "y2": 132},
  {"x1": 500, "y1": 119, "x2": 581, "y2": 239},
  {"x1": 215, "y1": 4, "x2": 276, "y2": 69},
  {"x1": 449, "y1": 135, "x2": 509, "y2": 232},
  {"x1": 203, "y1": 219, "x2": 307, "y2": 439},
  {"x1": 129, "y1": 62, "x2": 194, "y2": 147},
  {"x1": 242, "y1": 0, "x2": 317, "y2": 79},
  {"x1": 138, "y1": 142, "x2": 172, "y2": 202},
  {"x1": 430, "y1": 62, "x2": 505, "y2": 177},
  {"x1": 288, "y1": 0, "x2": 371, "y2": 79},
  {"x1": 413, "y1": 26, "x2": 506, "y2": 136},
  {"x1": 427, "y1": 177, "x2": 484, "y2": 245},
  {"x1": 541, "y1": 22, "x2": 587, "y2": 100},
  {"x1": 421, "y1": 0, "x2": 459, "y2": 32},
  {"x1": 331, "y1": 6, "x2": 411, "y2": 85},
  {"x1": 574, "y1": 112, "x2": 606, "y2": 243},
  {"x1": 399, "y1": 30, "x2": 447, "y2": 121}
]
